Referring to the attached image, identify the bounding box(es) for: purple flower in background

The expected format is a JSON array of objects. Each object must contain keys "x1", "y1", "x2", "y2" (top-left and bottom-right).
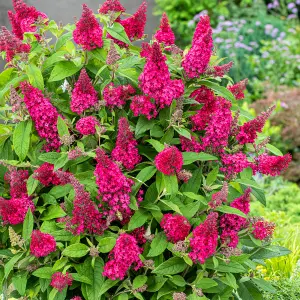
[
  {"x1": 262, "y1": 52, "x2": 270, "y2": 58},
  {"x1": 267, "y1": 3, "x2": 273, "y2": 9},
  {"x1": 240, "y1": 19, "x2": 246, "y2": 24},
  {"x1": 193, "y1": 10, "x2": 208, "y2": 21},
  {"x1": 287, "y1": 2, "x2": 295, "y2": 9},
  {"x1": 296, "y1": 0, "x2": 300, "y2": 5},
  {"x1": 255, "y1": 21, "x2": 261, "y2": 26},
  {"x1": 274, "y1": 0, "x2": 279, "y2": 7},
  {"x1": 218, "y1": 15, "x2": 225, "y2": 21},
  {"x1": 247, "y1": 29, "x2": 254, "y2": 33},
  {"x1": 188, "y1": 20, "x2": 195, "y2": 27},
  {"x1": 292, "y1": 7, "x2": 298, "y2": 13},
  {"x1": 288, "y1": 28, "x2": 296, "y2": 33},
  {"x1": 281, "y1": 102, "x2": 288, "y2": 109},
  {"x1": 271, "y1": 28, "x2": 279, "y2": 37},
  {"x1": 215, "y1": 37, "x2": 224, "y2": 43},
  {"x1": 287, "y1": 14, "x2": 297, "y2": 19}
]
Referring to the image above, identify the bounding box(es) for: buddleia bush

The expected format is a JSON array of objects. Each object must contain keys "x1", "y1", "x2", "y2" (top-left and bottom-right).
[{"x1": 0, "y1": 0, "x2": 292, "y2": 299}]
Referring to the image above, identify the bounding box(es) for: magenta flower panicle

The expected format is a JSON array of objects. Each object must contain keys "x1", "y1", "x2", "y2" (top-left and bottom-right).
[
  {"x1": 154, "y1": 12, "x2": 175, "y2": 45},
  {"x1": 30, "y1": 230, "x2": 56, "y2": 257},
  {"x1": 155, "y1": 146, "x2": 183, "y2": 175}
]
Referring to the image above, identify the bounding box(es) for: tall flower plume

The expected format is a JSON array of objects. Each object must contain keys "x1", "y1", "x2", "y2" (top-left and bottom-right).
[
  {"x1": 154, "y1": 13, "x2": 175, "y2": 45},
  {"x1": 182, "y1": 15, "x2": 213, "y2": 78},
  {"x1": 103, "y1": 83, "x2": 135, "y2": 108},
  {"x1": 256, "y1": 153, "x2": 291, "y2": 176},
  {"x1": 8, "y1": 0, "x2": 47, "y2": 40},
  {"x1": 228, "y1": 78, "x2": 248, "y2": 100},
  {"x1": 4, "y1": 168, "x2": 28, "y2": 198},
  {"x1": 99, "y1": 0, "x2": 125, "y2": 21},
  {"x1": 30, "y1": 230, "x2": 56, "y2": 257},
  {"x1": 71, "y1": 69, "x2": 98, "y2": 115},
  {"x1": 50, "y1": 272, "x2": 73, "y2": 292},
  {"x1": 139, "y1": 42, "x2": 184, "y2": 108},
  {"x1": 20, "y1": 82, "x2": 60, "y2": 152},
  {"x1": 73, "y1": 4, "x2": 103, "y2": 51},
  {"x1": 111, "y1": 118, "x2": 141, "y2": 170},
  {"x1": 34, "y1": 163, "x2": 61, "y2": 186},
  {"x1": 130, "y1": 95, "x2": 158, "y2": 120},
  {"x1": 209, "y1": 182, "x2": 228, "y2": 209},
  {"x1": 103, "y1": 233, "x2": 143, "y2": 280},
  {"x1": 155, "y1": 146, "x2": 183, "y2": 175}
]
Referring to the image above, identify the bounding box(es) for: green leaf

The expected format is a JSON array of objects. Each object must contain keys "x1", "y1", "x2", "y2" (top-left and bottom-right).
[
  {"x1": 22, "y1": 209, "x2": 34, "y2": 241},
  {"x1": 153, "y1": 257, "x2": 187, "y2": 275},
  {"x1": 133, "y1": 275, "x2": 148, "y2": 289},
  {"x1": 206, "y1": 167, "x2": 219, "y2": 186},
  {"x1": 98, "y1": 237, "x2": 116, "y2": 253},
  {"x1": 135, "y1": 116, "x2": 156, "y2": 137},
  {"x1": 12, "y1": 272, "x2": 27, "y2": 296},
  {"x1": 117, "y1": 68, "x2": 139, "y2": 83},
  {"x1": 41, "y1": 205, "x2": 66, "y2": 221},
  {"x1": 195, "y1": 278, "x2": 218, "y2": 289},
  {"x1": 170, "y1": 275, "x2": 186, "y2": 287},
  {"x1": 128, "y1": 209, "x2": 149, "y2": 231},
  {"x1": 132, "y1": 166, "x2": 157, "y2": 194},
  {"x1": 99, "y1": 278, "x2": 119, "y2": 297},
  {"x1": 146, "y1": 139, "x2": 164, "y2": 152},
  {"x1": 25, "y1": 64, "x2": 44, "y2": 90},
  {"x1": 266, "y1": 144, "x2": 283, "y2": 156},
  {"x1": 0, "y1": 68, "x2": 14, "y2": 89},
  {"x1": 48, "y1": 61, "x2": 82, "y2": 82},
  {"x1": 180, "y1": 201, "x2": 201, "y2": 219},
  {"x1": 182, "y1": 152, "x2": 217, "y2": 165},
  {"x1": 32, "y1": 267, "x2": 53, "y2": 279},
  {"x1": 174, "y1": 127, "x2": 191, "y2": 140},
  {"x1": 26, "y1": 174, "x2": 39, "y2": 196},
  {"x1": 160, "y1": 199, "x2": 182, "y2": 214},
  {"x1": 57, "y1": 116, "x2": 69, "y2": 137},
  {"x1": 62, "y1": 243, "x2": 90, "y2": 258},
  {"x1": 251, "y1": 278, "x2": 276, "y2": 293},
  {"x1": 13, "y1": 120, "x2": 32, "y2": 161},
  {"x1": 55, "y1": 32, "x2": 73, "y2": 50},
  {"x1": 107, "y1": 22, "x2": 131, "y2": 45},
  {"x1": 238, "y1": 280, "x2": 263, "y2": 300},
  {"x1": 198, "y1": 80, "x2": 235, "y2": 101},
  {"x1": 147, "y1": 276, "x2": 168, "y2": 292},
  {"x1": 4, "y1": 253, "x2": 23, "y2": 278},
  {"x1": 49, "y1": 288, "x2": 58, "y2": 300},
  {"x1": 49, "y1": 184, "x2": 72, "y2": 199},
  {"x1": 163, "y1": 174, "x2": 178, "y2": 197},
  {"x1": 71, "y1": 273, "x2": 92, "y2": 285},
  {"x1": 42, "y1": 51, "x2": 68, "y2": 70},
  {"x1": 251, "y1": 246, "x2": 291, "y2": 260},
  {"x1": 52, "y1": 258, "x2": 68, "y2": 271},
  {"x1": 205, "y1": 260, "x2": 246, "y2": 273},
  {"x1": 54, "y1": 153, "x2": 69, "y2": 170},
  {"x1": 183, "y1": 192, "x2": 207, "y2": 205},
  {"x1": 216, "y1": 205, "x2": 247, "y2": 218},
  {"x1": 148, "y1": 232, "x2": 168, "y2": 257},
  {"x1": 39, "y1": 152, "x2": 62, "y2": 164}
]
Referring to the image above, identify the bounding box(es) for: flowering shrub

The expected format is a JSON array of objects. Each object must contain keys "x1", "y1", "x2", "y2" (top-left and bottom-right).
[{"x1": 0, "y1": 0, "x2": 293, "y2": 299}]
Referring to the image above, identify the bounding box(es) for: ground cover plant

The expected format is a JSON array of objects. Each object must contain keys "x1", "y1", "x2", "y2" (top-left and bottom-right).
[{"x1": 0, "y1": 0, "x2": 293, "y2": 299}]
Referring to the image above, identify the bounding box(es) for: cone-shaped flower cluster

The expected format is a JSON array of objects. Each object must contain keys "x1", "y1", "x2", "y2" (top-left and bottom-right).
[
  {"x1": 30, "y1": 230, "x2": 56, "y2": 257},
  {"x1": 99, "y1": 0, "x2": 125, "y2": 21},
  {"x1": 111, "y1": 118, "x2": 141, "y2": 170},
  {"x1": 228, "y1": 79, "x2": 248, "y2": 100},
  {"x1": 103, "y1": 83, "x2": 135, "y2": 108},
  {"x1": 34, "y1": 163, "x2": 61, "y2": 186},
  {"x1": 252, "y1": 219, "x2": 275, "y2": 241},
  {"x1": 155, "y1": 146, "x2": 183, "y2": 175},
  {"x1": 73, "y1": 4, "x2": 103, "y2": 50},
  {"x1": 183, "y1": 16, "x2": 213, "y2": 78},
  {"x1": 4, "y1": 169, "x2": 28, "y2": 198},
  {"x1": 139, "y1": 42, "x2": 184, "y2": 108},
  {"x1": 209, "y1": 182, "x2": 228, "y2": 209},
  {"x1": 20, "y1": 82, "x2": 60, "y2": 151},
  {"x1": 94, "y1": 149, "x2": 134, "y2": 220},
  {"x1": 0, "y1": 26, "x2": 30, "y2": 62},
  {"x1": 160, "y1": 214, "x2": 191, "y2": 243},
  {"x1": 103, "y1": 233, "x2": 143, "y2": 280},
  {"x1": 130, "y1": 95, "x2": 157, "y2": 120},
  {"x1": 220, "y1": 152, "x2": 250, "y2": 179},
  {"x1": 76, "y1": 116, "x2": 100, "y2": 135},
  {"x1": 211, "y1": 61, "x2": 233, "y2": 77},
  {"x1": 50, "y1": 272, "x2": 73, "y2": 292},
  {"x1": 71, "y1": 69, "x2": 98, "y2": 115},
  {"x1": 154, "y1": 13, "x2": 175, "y2": 45},
  {"x1": 8, "y1": 0, "x2": 47, "y2": 40},
  {"x1": 189, "y1": 212, "x2": 218, "y2": 264},
  {"x1": 256, "y1": 153, "x2": 292, "y2": 176}
]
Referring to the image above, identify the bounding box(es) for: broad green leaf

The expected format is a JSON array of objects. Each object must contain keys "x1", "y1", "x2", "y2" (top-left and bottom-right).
[
  {"x1": 183, "y1": 192, "x2": 207, "y2": 205},
  {"x1": 160, "y1": 199, "x2": 182, "y2": 214},
  {"x1": 170, "y1": 275, "x2": 186, "y2": 287},
  {"x1": 128, "y1": 209, "x2": 149, "y2": 231},
  {"x1": 98, "y1": 237, "x2": 116, "y2": 253},
  {"x1": 48, "y1": 61, "x2": 82, "y2": 82},
  {"x1": 133, "y1": 275, "x2": 148, "y2": 289},
  {"x1": 26, "y1": 174, "x2": 39, "y2": 196},
  {"x1": 174, "y1": 127, "x2": 191, "y2": 140},
  {"x1": 195, "y1": 278, "x2": 218, "y2": 289},
  {"x1": 135, "y1": 116, "x2": 156, "y2": 137},
  {"x1": 205, "y1": 260, "x2": 246, "y2": 273},
  {"x1": 236, "y1": 179, "x2": 266, "y2": 206},
  {"x1": 216, "y1": 206, "x2": 247, "y2": 218},
  {"x1": 266, "y1": 144, "x2": 283, "y2": 156},
  {"x1": 147, "y1": 232, "x2": 168, "y2": 257},
  {"x1": 206, "y1": 167, "x2": 219, "y2": 185},
  {"x1": 251, "y1": 278, "x2": 276, "y2": 293},
  {"x1": 198, "y1": 80, "x2": 235, "y2": 101},
  {"x1": 99, "y1": 278, "x2": 119, "y2": 297},
  {"x1": 13, "y1": 120, "x2": 32, "y2": 161},
  {"x1": 49, "y1": 184, "x2": 72, "y2": 199},
  {"x1": 62, "y1": 243, "x2": 90, "y2": 258},
  {"x1": 32, "y1": 267, "x2": 53, "y2": 279},
  {"x1": 55, "y1": 32, "x2": 73, "y2": 50},
  {"x1": 42, "y1": 51, "x2": 68, "y2": 70},
  {"x1": 4, "y1": 253, "x2": 23, "y2": 278},
  {"x1": 147, "y1": 276, "x2": 168, "y2": 292},
  {"x1": 54, "y1": 153, "x2": 68, "y2": 170},
  {"x1": 71, "y1": 273, "x2": 92, "y2": 285},
  {"x1": 22, "y1": 209, "x2": 34, "y2": 241},
  {"x1": 251, "y1": 246, "x2": 291, "y2": 260},
  {"x1": 12, "y1": 271, "x2": 27, "y2": 296},
  {"x1": 163, "y1": 174, "x2": 178, "y2": 197},
  {"x1": 39, "y1": 152, "x2": 62, "y2": 164},
  {"x1": 107, "y1": 22, "x2": 131, "y2": 45},
  {"x1": 132, "y1": 166, "x2": 157, "y2": 194},
  {"x1": 41, "y1": 205, "x2": 66, "y2": 221},
  {"x1": 0, "y1": 68, "x2": 14, "y2": 88},
  {"x1": 52, "y1": 258, "x2": 68, "y2": 271},
  {"x1": 117, "y1": 68, "x2": 139, "y2": 83},
  {"x1": 57, "y1": 116, "x2": 69, "y2": 137},
  {"x1": 238, "y1": 280, "x2": 263, "y2": 300},
  {"x1": 182, "y1": 152, "x2": 217, "y2": 165},
  {"x1": 180, "y1": 201, "x2": 201, "y2": 220},
  {"x1": 153, "y1": 257, "x2": 187, "y2": 275},
  {"x1": 26, "y1": 64, "x2": 44, "y2": 90},
  {"x1": 146, "y1": 139, "x2": 164, "y2": 152}
]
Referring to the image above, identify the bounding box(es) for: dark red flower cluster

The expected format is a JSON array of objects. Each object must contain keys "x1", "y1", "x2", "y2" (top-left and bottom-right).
[
  {"x1": 103, "y1": 83, "x2": 135, "y2": 108},
  {"x1": 160, "y1": 214, "x2": 191, "y2": 243},
  {"x1": 0, "y1": 26, "x2": 30, "y2": 62},
  {"x1": 183, "y1": 16, "x2": 213, "y2": 78},
  {"x1": 180, "y1": 136, "x2": 203, "y2": 153},
  {"x1": 20, "y1": 82, "x2": 60, "y2": 152},
  {"x1": 154, "y1": 13, "x2": 175, "y2": 45},
  {"x1": 228, "y1": 79, "x2": 248, "y2": 100},
  {"x1": 252, "y1": 219, "x2": 275, "y2": 241},
  {"x1": 99, "y1": 0, "x2": 125, "y2": 19},
  {"x1": 130, "y1": 95, "x2": 157, "y2": 120},
  {"x1": 210, "y1": 61, "x2": 233, "y2": 77},
  {"x1": 71, "y1": 69, "x2": 98, "y2": 115},
  {"x1": 34, "y1": 163, "x2": 61, "y2": 186},
  {"x1": 76, "y1": 116, "x2": 100, "y2": 135},
  {"x1": 131, "y1": 227, "x2": 147, "y2": 245},
  {"x1": 155, "y1": 146, "x2": 183, "y2": 175},
  {"x1": 256, "y1": 153, "x2": 292, "y2": 176},
  {"x1": 111, "y1": 118, "x2": 141, "y2": 170},
  {"x1": 8, "y1": 0, "x2": 47, "y2": 40},
  {"x1": 103, "y1": 233, "x2": 143, "y2": 280},
  {"x1": 139, "y1": 42, "x2": 184, "y2": 108},
  {"x1": 220, "y1": 152, "x2": 250, "y2": 179},
  {"x1": 30, "y1": 230, "x2": 56, "y2": 257},
  {"x1": 94, "y1": 149, "x2": 134, "y2": 220},
  {"x1": 4, "y1": 168, "x2": 28, "y2": 198},
  {"x1": 209, "y1": 182, "x2": 228, "y2": 209},
  {"x1": 220, "y1": 188, "x2": 251, "y2": 247},
  {"x1": 189, "y1": 212, "x2": 218, "y2": 264},
  {"x1": 73, "y1": 4, "x2": 103, "y2": 51},
  {"x1": 50, "y1": 272, "x2": 73, "y2": 292},
  {"x1": 236, "y1": 105, "x2": 275, "y2": 144},
  {"x1": 56, "y1": 171, "x2": 107, "y2": 235}
]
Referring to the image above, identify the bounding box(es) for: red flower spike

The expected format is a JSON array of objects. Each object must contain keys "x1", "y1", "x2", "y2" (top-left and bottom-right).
[
  {"x1": 155, "y1": 146, "x2": 183, "y2": 175},
  {"x1": 76, "y1": 116, "x2": 100, "y2": 136},
  {"x1": 50, "y1": 272, "x2": 73, "y2": 292},
  {"x1": 30, "y1": 230, "x2": 56, "y2": 257},
  {"x1": 228, "y1": 78, "x2": 248, "y2": 100},
  {"x1": 154, "y1": 12, "x2": 175, "y2": 45}
]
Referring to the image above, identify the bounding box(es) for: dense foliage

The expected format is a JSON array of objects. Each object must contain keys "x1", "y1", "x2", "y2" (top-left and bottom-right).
[{"x1": 0, "y1": 0, "x2": 293, "y2": 299}]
